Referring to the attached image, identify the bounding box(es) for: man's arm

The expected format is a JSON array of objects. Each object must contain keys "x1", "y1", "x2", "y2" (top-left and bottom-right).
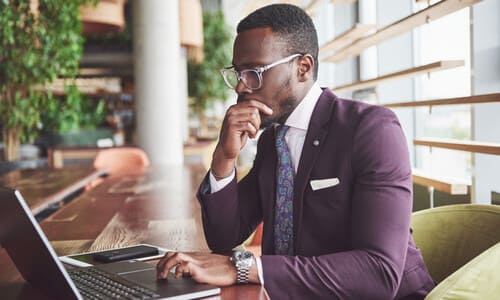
[
  {"x1": 197, "y1": 100, "x2": 273, "y2": 252},
  {"x1": 261, "y1": 107, "x2": 413, "y2": 299},
  {"x1": 197, "y1": 148, "x2": 265, "y2": 252}
]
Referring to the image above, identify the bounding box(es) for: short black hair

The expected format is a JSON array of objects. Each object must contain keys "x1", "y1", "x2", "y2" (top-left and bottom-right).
[{"x1": 237, "y1": 4, "x2": 319, "y2": 80}]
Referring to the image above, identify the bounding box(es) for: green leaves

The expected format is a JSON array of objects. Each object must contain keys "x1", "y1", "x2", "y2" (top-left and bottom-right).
[
  {"x1": 188, "y1": 11, "x2": 233, "y2": 114},
  {"x1": 0, "y1": 0, "x2": 94, "y2": 156},
  {"x1": 41, "y1": 82, "x2": 106, "y2": 134}
]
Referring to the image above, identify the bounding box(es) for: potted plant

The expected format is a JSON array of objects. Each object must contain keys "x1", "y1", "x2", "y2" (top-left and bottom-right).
[
  {"x1": 0, "y1": 0, "x2": 92, "y2": 161},
  {"x1": 188, "y1": 10, "x2": 232, "y2": 139},
  {"x1": 37, "y1": 82, "x2": 108, "y2": 148}
]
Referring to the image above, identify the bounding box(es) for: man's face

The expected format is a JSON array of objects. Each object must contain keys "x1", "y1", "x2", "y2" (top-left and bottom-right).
[{"x1": 232, "y1": 27, "x2": 300, "y2": 128}]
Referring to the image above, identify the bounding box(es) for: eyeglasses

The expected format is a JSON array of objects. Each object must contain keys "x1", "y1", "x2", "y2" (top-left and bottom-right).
[{"x1": 220, "y1": 53, "x2": 302, "y2": 90}]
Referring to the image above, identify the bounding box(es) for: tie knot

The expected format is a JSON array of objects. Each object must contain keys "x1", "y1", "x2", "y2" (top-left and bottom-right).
[{"x1": 276, "y1": 125, "x2": 290, "y2": 140}]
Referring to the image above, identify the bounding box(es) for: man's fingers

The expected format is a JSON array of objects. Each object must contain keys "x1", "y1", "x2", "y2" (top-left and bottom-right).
[
  {"x1": 238, "y1": 99, "x2": 273, "y2": 116},
  {"x1": 227, "y1": 107, "x2": 261, "y2": 123},
  {"x1": 240, "y1": 131, "x2": 249, "y2": 149},
  {"x1": 175, "y1": 261, "x2": 193, "y2": 279},
  {"x1": 156, "y1": 252, "x2": 173, "y2": 276},
  {"x1": 175, "y1": 262, "x2": 208, "y2": 283},
  {"x1": 244, "y1": 121, "x2": 258, "y2": 138},
  {"x1": 157, "y1": 252, "x2": 182, "y2": 279},
  {"x1": 215, "y1": 100, "x2": 270, "y2": 162},
  {"x1": 226, "y1": 109, "x2": 261, "y2": 137},
  {"x1": 157, "y1": 252, "x2": 201, "y2": 279}
]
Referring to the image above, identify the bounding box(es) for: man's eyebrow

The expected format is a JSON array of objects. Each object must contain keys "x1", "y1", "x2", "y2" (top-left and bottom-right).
[{"x1": 232, "y1": 62, "x2": 267, "y2": 70}]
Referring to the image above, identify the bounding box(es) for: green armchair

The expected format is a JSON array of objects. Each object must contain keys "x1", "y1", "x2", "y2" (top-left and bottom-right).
[{"x1": 411, "y1": 204, "x2": 500, "y2": 299}]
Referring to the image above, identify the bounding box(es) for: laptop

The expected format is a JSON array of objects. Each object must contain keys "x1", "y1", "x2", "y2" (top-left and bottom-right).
[{"x1": 0, "y1": 188, "x2": 221, "y2": 300}]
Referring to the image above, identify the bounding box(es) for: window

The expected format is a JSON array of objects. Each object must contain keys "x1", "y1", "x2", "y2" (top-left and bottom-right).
[{"x1": 414, "y1": 7, "x2": 471, "y2": 181}]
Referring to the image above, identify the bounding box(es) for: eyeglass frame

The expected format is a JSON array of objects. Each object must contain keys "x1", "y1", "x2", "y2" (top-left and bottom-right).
[{"x1": 220, "y1": 53, "x2": 303, "y2": 90}]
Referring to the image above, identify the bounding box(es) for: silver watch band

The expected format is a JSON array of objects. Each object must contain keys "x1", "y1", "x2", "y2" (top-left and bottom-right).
[
  {"x1": 236, "y1": 266, "x2": 250, "y2": 284},
  {"x1": 232, "y1": 250, "x2": 254, "y2": 285}
]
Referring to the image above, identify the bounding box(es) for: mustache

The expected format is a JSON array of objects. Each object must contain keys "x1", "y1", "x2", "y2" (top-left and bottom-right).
[{"x1": 236, "y1": 96, "x2": 249, "y2": 104}]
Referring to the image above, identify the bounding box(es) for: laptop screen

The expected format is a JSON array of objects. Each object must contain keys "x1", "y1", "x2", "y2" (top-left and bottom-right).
[{"x1": 0, "y1": 188, "x2": 81, "y2": 299}]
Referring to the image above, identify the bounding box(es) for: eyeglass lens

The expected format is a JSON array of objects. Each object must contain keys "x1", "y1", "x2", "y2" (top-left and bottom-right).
[{"x1": 224, "y1": 69, "x2": 261, "y2": 90}]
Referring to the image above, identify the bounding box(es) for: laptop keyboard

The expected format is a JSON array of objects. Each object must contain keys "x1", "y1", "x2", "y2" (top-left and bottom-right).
[{"x1": 69, "y1": 267, "x2": 160, "y2": 300}]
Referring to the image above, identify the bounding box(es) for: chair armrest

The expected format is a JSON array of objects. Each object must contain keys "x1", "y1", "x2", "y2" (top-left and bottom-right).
[{"x1": 425, "y1": 242, "x2": 500, "y2": 299}]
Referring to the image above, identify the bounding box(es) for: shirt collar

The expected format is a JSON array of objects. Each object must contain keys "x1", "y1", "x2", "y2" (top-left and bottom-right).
[{"x1": 284, "y1": 82, "x2": 322, "y2": 131}]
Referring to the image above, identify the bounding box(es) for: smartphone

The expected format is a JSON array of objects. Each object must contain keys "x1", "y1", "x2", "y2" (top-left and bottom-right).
[
  {"x1": 60, "y1": 244, "x2": 170, "y2": 267},
  {"x1": 92, "y1": 245, "x2": 160, "y2": 263}
]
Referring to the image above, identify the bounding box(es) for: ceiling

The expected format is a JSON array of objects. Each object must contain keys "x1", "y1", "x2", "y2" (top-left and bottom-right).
[
  {"x1": 222, "y1": 0, "x2": 307, "y2": 28},
  {"x1": 76, "y1": 0, "x2": 313, "y2": 94}
]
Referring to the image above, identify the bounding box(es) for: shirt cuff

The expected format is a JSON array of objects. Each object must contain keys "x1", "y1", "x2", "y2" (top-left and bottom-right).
[
  {"x1": 256, "y1": 256, "x2": 264, "y2": 285},
  {"x1": 209, "y1": 169, "x2": 235, "y2": 193}
]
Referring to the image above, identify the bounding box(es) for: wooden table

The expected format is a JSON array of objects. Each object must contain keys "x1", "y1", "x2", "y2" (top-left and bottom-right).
[
  {"x1": 0, "y1": 167, "x2": 106, "y2": 215},
  {"x1": 0, "y1": 163, "x2": 268, "y2": 299}
]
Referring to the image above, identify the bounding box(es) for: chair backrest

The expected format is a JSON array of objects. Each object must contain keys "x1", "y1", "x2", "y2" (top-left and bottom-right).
[
  {"x1": 411, "y1": 204, "x2": 500, "y2": 283},
  {"x1": 249, "y1": 222, "x2": 263, "y2": 246},
  {"x1": 244, "y1": 222, "x2": 263, "y2": 256},
  {"x1": 93, "y1": 147, "x2": 150, "y2": 175}
]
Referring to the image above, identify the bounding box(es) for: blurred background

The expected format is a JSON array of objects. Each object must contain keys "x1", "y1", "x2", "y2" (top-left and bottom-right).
[{"x1": 0, "y1": 0, "x2": 499, "y2": 209}]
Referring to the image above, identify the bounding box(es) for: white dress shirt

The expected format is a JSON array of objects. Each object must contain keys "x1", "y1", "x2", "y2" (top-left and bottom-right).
[{"x1": 208, "y1": 82, "x2": 323, "y2": 285}]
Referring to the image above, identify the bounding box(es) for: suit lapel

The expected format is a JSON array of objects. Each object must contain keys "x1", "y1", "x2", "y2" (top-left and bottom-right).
[{"x1": 293, "y1": 89, "x2": 336, "y2": 251}]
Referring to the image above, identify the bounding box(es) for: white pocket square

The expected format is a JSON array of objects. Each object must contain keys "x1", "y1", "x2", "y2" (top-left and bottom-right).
[{"x1": 310, "y1": 178, "x2": 340, "y2": 191}]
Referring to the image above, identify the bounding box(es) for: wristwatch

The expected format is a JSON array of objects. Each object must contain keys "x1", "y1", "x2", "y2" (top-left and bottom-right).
[{"x1": 230, "y1": 250, "x2": 255, "y2": 284}]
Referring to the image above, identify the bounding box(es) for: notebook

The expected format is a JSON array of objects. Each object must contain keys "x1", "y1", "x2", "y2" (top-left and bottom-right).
[{"x1": 0, "y1": 188, "x2": 221, "y2": 300}]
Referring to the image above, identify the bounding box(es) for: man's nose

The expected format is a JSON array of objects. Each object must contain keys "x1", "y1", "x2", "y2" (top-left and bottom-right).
[{"x1": 234, "y1": 79, "x2": 252, "y2": 95}]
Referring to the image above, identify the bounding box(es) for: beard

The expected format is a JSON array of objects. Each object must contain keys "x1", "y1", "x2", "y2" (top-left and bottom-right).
[
  {"x1": 236, "y1": 75, "x2": 300, "y2": 130},
  {"x1": 259, "y1": 95, "x2": 297, "y2": 129},
  {"x1": 260, "y1": 76, "x2": 299, "y2": 129}
]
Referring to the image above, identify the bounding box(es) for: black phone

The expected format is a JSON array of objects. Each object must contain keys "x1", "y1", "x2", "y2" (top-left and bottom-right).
[{"x1": 92, "y1": 245, "x2": 159, "y2": 263}]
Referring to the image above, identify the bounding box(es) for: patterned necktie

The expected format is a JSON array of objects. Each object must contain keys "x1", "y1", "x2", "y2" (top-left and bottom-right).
[{"x1": 274, "y1": 124, "x2": 294, "y2": 255}]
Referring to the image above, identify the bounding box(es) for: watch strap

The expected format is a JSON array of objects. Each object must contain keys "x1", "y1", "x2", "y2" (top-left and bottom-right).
[{"x1": 236, "y1": 266, "x2": 250, "y2": 284}]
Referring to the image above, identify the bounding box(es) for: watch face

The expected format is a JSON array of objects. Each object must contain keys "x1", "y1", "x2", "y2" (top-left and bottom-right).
[
  {"x1": 234, "y1": 251, "x2": 254, "y2": 268},
  {"x1": 242, "y1": 251, "x2": 253, "y2": 259},
  {"x1": 235, "y1": 251, "x2": 252, "y2": 260}
]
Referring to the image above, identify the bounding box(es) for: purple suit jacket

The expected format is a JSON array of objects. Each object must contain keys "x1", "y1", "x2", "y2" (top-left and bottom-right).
[{"x1": 198, "y1": 89, "x2": 434, "y2": 299}]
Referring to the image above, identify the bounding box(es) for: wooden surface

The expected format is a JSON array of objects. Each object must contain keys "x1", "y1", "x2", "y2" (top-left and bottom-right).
[
  {"x1": 0, "y1": 163, "x2": 268, "y2": 300},
  {"x1": 304, "y1": 0, "x2": 321, "y2": 15},
  {"x1": 332, "y1": 60, "x2": 463, "y2": 92},
  {"x1": 383, "y1": 93, "x2": 500, "y2": 108},
  {"x1": 414, "y1": 137, "x2": 500, "y2": 156},
  {"x1": 81, "y1": 0, "x2": 126, "y2": 35},
  {"x1": 0, "y1": 167, "x2": 105, "y2": 215},
  {"x1": 319, "y1": 23, "x2": 376, "y2": 59},
  {"x1": 50, "y1": 142, "x2": 218, "y2": 171},
  {"x1": 330, "y1": 0, "x2": 357, "y2": 4},
  {"x1": 413, "y1": 169, "x2": 469, "y2": 195},
  {"x1": 183, "y1": 140, "x2": 217, "y2": 171},
  {"x1": 305, "y1": 0, "x2": 358, "y2": 15},
  {"x1": 49, "y1": 146, "x2": 102, "y2": 168},
  {"x1": 324, "y1": 0, "x2": 481, "y2": 63}
]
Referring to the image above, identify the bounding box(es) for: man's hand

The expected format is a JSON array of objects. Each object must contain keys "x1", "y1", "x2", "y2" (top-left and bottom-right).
[
  {"x1": 211, "y1": 100, "x2": 273, "y2": 179},
  {"x1": 156, "y1": 252, "x2": 237, "y2": 286}
]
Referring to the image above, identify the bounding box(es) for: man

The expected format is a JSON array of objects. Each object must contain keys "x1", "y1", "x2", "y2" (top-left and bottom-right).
[{"x1": 157, "y1": 4, "x2": 435, "y2": 299}]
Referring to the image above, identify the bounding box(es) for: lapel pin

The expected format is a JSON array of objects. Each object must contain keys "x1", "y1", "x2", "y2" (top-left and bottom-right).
[{"x1": 313, "y1": 140, "x2": 320, "y2": 146}]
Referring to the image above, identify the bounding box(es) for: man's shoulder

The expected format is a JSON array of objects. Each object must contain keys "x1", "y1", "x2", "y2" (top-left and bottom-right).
[{"x1": 318, "y1": 89, "x2": 396, "y2": 125}]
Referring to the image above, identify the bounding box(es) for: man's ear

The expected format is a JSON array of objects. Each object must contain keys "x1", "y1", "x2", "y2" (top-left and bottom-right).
[{"x1": 297, "y1": 54, "x2": 314, "y2": 82}]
